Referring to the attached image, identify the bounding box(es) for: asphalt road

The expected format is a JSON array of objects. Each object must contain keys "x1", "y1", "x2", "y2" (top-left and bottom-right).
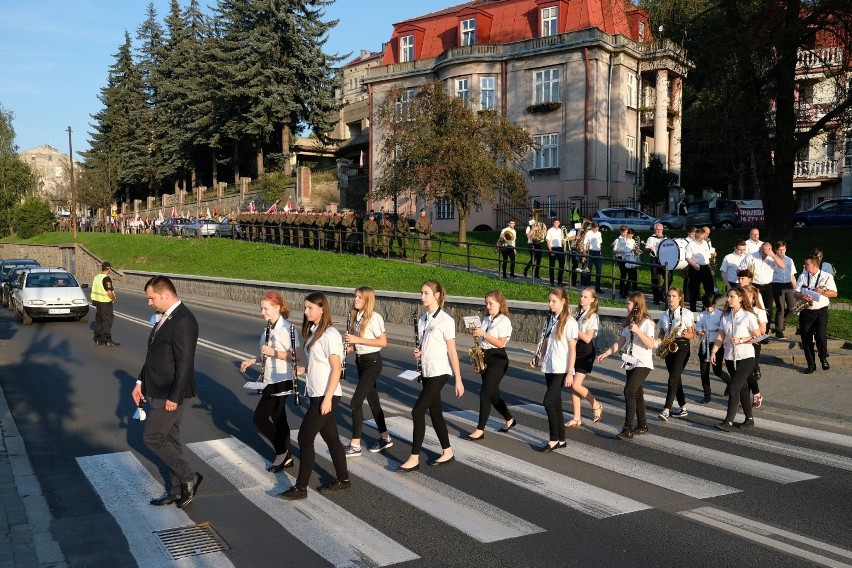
[{"x1": 1, "y1": 292, "x2": 851, "y2": 568}]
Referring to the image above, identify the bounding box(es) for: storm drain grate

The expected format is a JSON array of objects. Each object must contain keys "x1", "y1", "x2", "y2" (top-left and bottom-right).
[{"x1": 154, "y1": 522, "x2": 230, "y2": 559}]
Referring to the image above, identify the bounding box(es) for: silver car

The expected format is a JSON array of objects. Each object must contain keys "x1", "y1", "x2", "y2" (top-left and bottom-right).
[{"x1": 591, "y1": 207, "x2": 656, "y2": 232}]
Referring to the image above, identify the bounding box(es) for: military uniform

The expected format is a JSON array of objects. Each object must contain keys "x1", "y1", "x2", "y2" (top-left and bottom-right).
[
  {"x1": 316, "y1": 213, "x2": 327, "y2": 250},
  {"x1": 395, "y1": 214, "x2": 409, "y2": 258},
  {"x1": 363, "y1": 215, "x2": 379, "y2": 257},
  {"x1": 415, "y1": 211, "x2": 432, "y2": 263},
  {"x1": 380, "y1": 217, "x2": 394, "y2": 257}
]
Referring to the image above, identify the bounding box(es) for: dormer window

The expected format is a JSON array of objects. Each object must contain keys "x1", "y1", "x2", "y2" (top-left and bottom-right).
[
  {"x1": 461, "y1": 18, "x2": 476, "y2": 46},
  {"x1": 400, "y1": 35, "x2": 414, "y2": 62},
  {"x1": 541, "y1": 6, "x2": 558, "y2": 37},
  {"x1": 638, "y1": 21, "x2": 645, "y2": 41}
]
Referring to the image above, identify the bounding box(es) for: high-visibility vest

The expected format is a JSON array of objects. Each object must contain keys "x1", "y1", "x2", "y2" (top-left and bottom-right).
[{"x1": 91, "y1": 273, "x2": 112, "y2": 303}]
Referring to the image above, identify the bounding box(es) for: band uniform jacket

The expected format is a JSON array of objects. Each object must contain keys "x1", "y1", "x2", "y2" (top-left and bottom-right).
[{"x1": 139, "y1": 302, "x2": 199, "y2": 404}]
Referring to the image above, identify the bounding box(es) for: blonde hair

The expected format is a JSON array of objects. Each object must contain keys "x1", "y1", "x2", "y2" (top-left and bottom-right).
[
  {"x1": 574, "y1": 287, "x2": 598, "y2": 321},
  {"x1": 353, "y1": 286, "x2": 377, "y2": 337},
  {"x1": 549, "y1": 288, "x2": 570, "y2": 340}
]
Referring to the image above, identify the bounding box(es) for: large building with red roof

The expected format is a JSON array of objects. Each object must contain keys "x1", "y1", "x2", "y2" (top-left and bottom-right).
[{"x1": 363, "y1": 0, "x2": 692, "y2": 231}]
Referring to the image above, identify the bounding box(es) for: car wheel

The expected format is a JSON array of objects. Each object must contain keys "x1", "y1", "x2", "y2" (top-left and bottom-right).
[
  {"x1": 793, "y1": 220, "x2": 808, "y2": 229},
  {"x1": 599, "y1": 225, "x2": 611, "y2": 231},
  {"x1": 718, "y1": 221, "x2": 734, "y2": 230},
  {"x1": 22, "y1": 310, "x2": 33, "y2": 325}
]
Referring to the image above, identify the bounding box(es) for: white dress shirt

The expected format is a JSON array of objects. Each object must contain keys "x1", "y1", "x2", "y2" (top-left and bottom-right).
[
  {"x1": 480, "y1": 314, "x2": 512, "y2": 350},
  {"x1": 419, "y1": 309, "x2": 456, "y2": 377},
  {"x1": 353, "y1": 311, "x2": 385, "y2": 355},
  {"x1": 304, "y1": 326, "x2": 344, "y2": 397},
  {"x1": 795, "y1": 270, "x2": 837, "y2": 310},
  {"x1": 541, "y1": 315, "x2": 578, "y2": 373}
]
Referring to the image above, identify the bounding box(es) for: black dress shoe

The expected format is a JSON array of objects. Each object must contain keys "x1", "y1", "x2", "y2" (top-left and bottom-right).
[
  {"x1": 396, "y1": 463, "x2": 420, "y2": 473},
  {"x1": 150, "y1": 494, "x2": 180, "y2": 506},
  {"x1": 616, "y1": 427, "x2": 634, "y2": 440},
  {"x1": 702, "y1": 394, "x2": 712, "y2": 404},
  {"x1": 320, "y1": 479, "x2": 351, "y2": 492},
  {"x1": 498, "y1": 418, "x2": 517, "y2": 433},
  {"x1": 739, "y1": 418, "x2": 755, "y2": 428},
  {"x1": 821, "y1": 360, "x2": 830, "y2": 370},
  {"x1": 104, "y1": 340, "x2": 121, "y2": 347},
  {"x1": 267, "y1": 456, "x2": 294, "y2": 473},
  {"x1": 277, "y1": 486, "x2": 308, "y2": 500},
  {"x1": 176, "y1": 472, "x2": 203, "y2": 509},
  {"x1": 429, "y1": 456, "x2": 456, "y2": 466},
  {"x1": 802, "y1": 366, "x2": 817, "y2": 374},
  {"x1": 540, "y1": 442, "x2": 559, "y2": 452}
]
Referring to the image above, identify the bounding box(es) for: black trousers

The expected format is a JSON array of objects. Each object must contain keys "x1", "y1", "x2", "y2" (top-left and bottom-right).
[
  {"x1": 582, "y1": 251, "x2": 602, "y2": 290},
  {"x1": 699, "y1": 343, "x2": 729, "y2": 396},
  {"x1": 477, "y1": 349, "x2": 512, "y2": 430},
  {"x1": 144, "y1": 398, "x2": 195, "y2": 495},
  {"x1": 747, "y1": 343, "x2": 761, "y2": 395},
  {"x1": 616, "y1": 256, "x2": 627, "y2": 295},
  {"x1": 650, "y1": 260, "x2": 667, "y2": 304},
  {"x1": 568, "y1": 251, "x2": 580, "y2": 286},
  {"x1": 621, "y1": 265, "x2": 638, "y2": 297},
  {"x1": 623, "y1": 367, "x2": 650, "y2": 429},
  {"x1": 411, "y1": 374, "x2": 451, "y2": 455},
  {"x1": 543, "y1": 373, "x2": 565, "y2": 442},
  {"x1": 688, "y1": 265, "x2": 714, "y2": 311},
  {"x1": 548, "y1": 247, "x2": 565, "y2": 284},
  {"x1": 663, "y1": 340, "x2": 690, "y2": 409},
  {"x1": 351, "y1": 353, "x2": 387, "y2": 439},
  {"x1": 93, "y1": 300, "x2": 114, "y2": 341},
  {"x1": 500, "y1": 247, "x2": 516, "y2": 277},
  {"x1": 754, "y1": 283, "x2": 775, "y2": 326},
  {"x1": 253, "y1": 392, "x2": 291, "y2": 456},
  {"x1": 772, "y1": 283, "x2": 795, "y2": 333},
  {"x1": 724, "y1": 357, "x2": 755, "y2": 422},
  {"x1": 799, "y1": 307, "x2": 829, "y2": 367},
  {"x1": 295, "y1": 396, "x2": 347, "y2": 489},
  {"x1": 524, "y1": 243, "x2": 543, "y2": 278}
]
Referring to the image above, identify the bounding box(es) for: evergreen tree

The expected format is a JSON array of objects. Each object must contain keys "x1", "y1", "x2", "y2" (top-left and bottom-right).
[
  {"x1": 0, "y1": 102, "x2": 16, "y2": 156},
  {"x1": 135, "y1": 2, "x2": 166, "y2": 195}
]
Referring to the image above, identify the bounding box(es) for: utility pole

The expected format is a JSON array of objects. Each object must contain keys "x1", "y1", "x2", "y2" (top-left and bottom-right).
[{"x1": 67, "y1": 126, "x2": 76, "y2": 241}]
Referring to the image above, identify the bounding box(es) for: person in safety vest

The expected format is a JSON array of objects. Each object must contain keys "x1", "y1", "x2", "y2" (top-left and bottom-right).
[{"x1": 92, "y1": 261, "x2": 119, "y2": 346}]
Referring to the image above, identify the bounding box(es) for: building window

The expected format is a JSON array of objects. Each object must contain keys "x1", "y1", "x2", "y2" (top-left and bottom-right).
[
  {"x1": 642, "y1": 140, "x2": 649, "y2": 169},
  {"x1": 461, "y1": 18, "x2": 476, "y2": 46},
  {"x1": 845, "y1": 136, "x2": 852, "y2": 169},
  {"x1": 395, "y1": 88, "x2": 416, "y2": 121},
  {"x1": 638, "y1": 21, "x2": 645, "y2": 41},
  {"x1": 533, "y1": 68, "x2": 560, "y2": 104},
  {"x1": 54, "y1": 166, "x2": 63, "y2": 178},
  {"x1": 547, "y1": 195, "x2": 558, "y2": 219},
  {"x1": 436, "y1": 197, "x2": 455, "y2": 220},
  {"x1": 541, "y1": 6, "x2": 558, "y2": 37},
  {"x1": 530, "y1": 196, "x2": 542, "y2": 209},
  {"x1": 480, "y1": 77, "x2": 495, "y2": 110},
  {"x1": 533, "y1": 133, "x2": 559, "y2": 169},
  {"x1": 456, "y1": 78, "x2": 469, "y2": 107},
  {"x1": 400, "y1": 35, "x2": 414, "y2": 62},
  {"x1": 626, "y1": 135, "x2": 637, "y2": 172},
  {"x1": 627, "y1": 74, "x2": 638, "y2": 108}
]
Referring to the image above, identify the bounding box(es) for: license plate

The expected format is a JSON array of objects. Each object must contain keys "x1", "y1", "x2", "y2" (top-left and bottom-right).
[{"x1": 48, "y1": 308, "x2": 70, "y2": 315}]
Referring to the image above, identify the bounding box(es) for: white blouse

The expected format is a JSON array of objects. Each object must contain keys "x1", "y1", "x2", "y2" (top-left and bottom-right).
[
  {"x1": 718, "y1": 310, "x2": 760, "y2": 361},
  {"x1": 259, "y1": 317, "x2": 298, "y2": 383},
  {"x1": 620, "y1": 317, "x2": 655, "y2": 370},
  {"x1": 695, "y1": 309, "x2": 723, "y2": 334},
  {"x1": 419, "y1": 309, "x2": 456, "y2": 378},
  {"x1": 353, "y1": 311, "x2": 385, "y2": 355},
  {"x1": 304, "y1": 326, "x2": 344, "y2": 397},
  {"x1": 480, "y1": 314, "x2": 512, "y2": 350},
  {"x1": 576, "y1": 311, "x2": 599, "y2": 342},
  {"x1": 656, "y1": 307, "x2": 695, "y2": 338},
  {"x1": 541, "y1": 315, "x2": 578, "y2": 374}
]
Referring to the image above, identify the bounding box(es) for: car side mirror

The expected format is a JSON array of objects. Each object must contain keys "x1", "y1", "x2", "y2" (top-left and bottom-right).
[{"x1": 81, "y1": 283, "x2": 89, "y2": 289}]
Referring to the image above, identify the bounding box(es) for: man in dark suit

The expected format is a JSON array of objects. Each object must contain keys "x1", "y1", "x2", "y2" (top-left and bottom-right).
[{"x1": 132, "y1": 275, "x2": 202, "y2": 508}]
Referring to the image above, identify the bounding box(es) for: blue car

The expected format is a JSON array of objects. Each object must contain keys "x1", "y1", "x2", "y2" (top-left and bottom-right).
[{"x1": 793, "y1": 197, "x2": 852, "y2": 228}]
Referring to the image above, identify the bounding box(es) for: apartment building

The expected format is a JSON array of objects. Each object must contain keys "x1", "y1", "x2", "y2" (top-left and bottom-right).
[
  {"x1": 363, "y1": 0, "x2": 692, "y2": 232},
  {"x1": 18, "y1": 144, "x2": 79, "y2": 213}
]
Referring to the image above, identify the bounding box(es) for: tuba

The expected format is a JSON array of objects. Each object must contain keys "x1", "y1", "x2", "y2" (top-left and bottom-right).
[
  {"x1": 468, "y1": 322, "x2": 487, "y2": 373},
  {"x1": 655, "y1": 321, "x2": 684, "y2": 358},
  {"x1": 497, "y1": 228, "x2": 514, "y2": 247}
]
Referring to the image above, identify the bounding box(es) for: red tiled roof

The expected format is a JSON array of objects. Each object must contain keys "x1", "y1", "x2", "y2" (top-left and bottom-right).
[{"x1": 345, "y1": 51, "x2": 383, "y2": 68}]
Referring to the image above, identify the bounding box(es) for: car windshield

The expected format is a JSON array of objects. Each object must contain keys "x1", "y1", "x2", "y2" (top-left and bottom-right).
[{"x1": 26, "y1": 272, "x2": 77, "y2": 287}]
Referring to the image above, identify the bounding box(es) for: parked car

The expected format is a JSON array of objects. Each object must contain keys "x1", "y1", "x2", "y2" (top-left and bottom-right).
[
  {"x1": 11, "y1": 268, "x2": 90, "y2": 325},
  {"x1": 792, "y1": 197, "x2": 852, "y2": 228},
  {"x1": 3, "y1": 264, "x2": 41, "y2": 309},
  {"x1": 591, "y1": 207, "x2": 656, "y2": 232},
  {"x1": 0, "y1": 259, "x2": 41, "y2": 308},
  {"x1": 654, "y1": 199, "x2": 740, "y2": 230},
  {"x1": 157, "y1": 217, "x2": 192, "y2": 236},
  {"x1": 182, "y1": 217, "x2": 238, "y2": 237}
]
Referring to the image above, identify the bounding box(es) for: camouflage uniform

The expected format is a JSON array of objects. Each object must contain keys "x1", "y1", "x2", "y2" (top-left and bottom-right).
[
  {"x1": 395, "y1": 214, "x2": 409, "y2": 258},
  {"x1": 380, "y1": 217, "x2": 394, "y2": 257},
  {"x1": 415, "y1": 212, "x2": 433, "y2": 263},
  {"x1": 363, "y1": 215, "x2": 379, "y2": 257},
  {"x1": 316, "y1": 213, "x2": 327, "y2": 250}
]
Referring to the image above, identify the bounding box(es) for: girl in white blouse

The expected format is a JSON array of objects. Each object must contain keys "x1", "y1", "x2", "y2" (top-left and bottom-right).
[
  {"x1": 398, "y1": 280, "x2": 464, "y2": 472},
  {"x1": 710, "y1": 287, "x2": 761, "y2": 431},
  {"x1": 468, "y1": 290, "x2": 515, "y2": 440},
  {"x1": 597, "y1": 291, "x2": 656, "y2": 440},
  {"x1": 239, "y1": 291, "x2": 298, "y2": 473},
  {"x1": 657, "y1": 288, "x2": 695, "y2": 421},
  {"x1": 565, "y1": 288, "x2": 602, "y2": 428},
  {"x1": 530, "y1": 288, "x2": 577, "y2": 451},
  {"x1": 278, "y1": 292, "x2": 349, "y2": 500},
  {"x1": 744, "y1": 284, "x2": 768, "y2": 409},
  {"x1": 343, "y1": 287, "x2": 392, "y2": 456}
]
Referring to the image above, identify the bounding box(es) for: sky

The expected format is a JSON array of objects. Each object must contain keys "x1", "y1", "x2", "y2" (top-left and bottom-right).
[{"x1": 0, "y1": 0, "x2": 454, "y2": 157}]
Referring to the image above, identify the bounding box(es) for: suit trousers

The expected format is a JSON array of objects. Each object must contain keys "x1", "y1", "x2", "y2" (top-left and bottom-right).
[
  {"x1": 144, "y1": 398, "x2": 195, "y2": 494},
  {"x1": 688, "y1": 265, "x2": 714, "y2": 311},
  {"x1": 799, "y1": 307, "x2": 829, "y2": 367},
  {"x1": 410, "y1": 374, "x2": 451, "y2": 455},
  {"x1": 524, "y1": 243, "x2": 543, "y2": 278},
  {"x1": 548, "y1": 247, "x2": 565, "y2": 284},
  {"x1": 93, "y1": 300, "x2": 114, "y2": 342},
  {"x1": 500, "y1": 247, "x2": 516, "y2": 277},
  {"x1": 351, "y1": 353, "x2": 387, "y2": 439},
  {"x1": 295, "y1": 396, "x2": 348, "y2": 489},
  {"x1": 772, "y1": 283, "x2": 795, "y2": 333},
  {"x1": 253, "y1": 393, "x2": 291, "y2": 456},
  {"x1": 543, "y1": 373, "x2": 566, "y2": 442}
]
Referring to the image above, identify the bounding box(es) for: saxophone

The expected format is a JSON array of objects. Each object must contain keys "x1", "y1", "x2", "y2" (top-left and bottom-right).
[
  {"x1": 468, "y1": 322, "x2": 487, "y2": 374},
  {"x1": 655, "y1": 321, "x2": 684, "y2": 358}
]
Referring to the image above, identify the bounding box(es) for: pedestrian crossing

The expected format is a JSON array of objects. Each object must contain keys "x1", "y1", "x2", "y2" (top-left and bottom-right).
[{"x1": 77, "y1": 401, "x2": 852, "y2": 567}]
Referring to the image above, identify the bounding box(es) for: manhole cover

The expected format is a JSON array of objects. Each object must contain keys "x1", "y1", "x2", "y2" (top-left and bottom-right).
[{"x1": 154, "y1": 522, "x2": 230, "y2": 559}]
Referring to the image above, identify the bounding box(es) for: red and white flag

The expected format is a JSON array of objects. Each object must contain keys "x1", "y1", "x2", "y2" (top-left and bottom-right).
[
  {"x1": 283, "y1": 201, "x2": 292, "y2": 213},
  {"x1": 249, "y1": 201, "x2": 256, "y2": 213},
  {"x1": 170, "y1": 206, "x2": 177, "y2": 218},
  {"x1": 206, "y1": 207, "x2": 211, "y2": 218},
  {"x1": 264, "y1": 202, "x2": 277, "y2": 214},
  {"x1": 359, "y1": 150, "x2": 364, "y2": 168}
]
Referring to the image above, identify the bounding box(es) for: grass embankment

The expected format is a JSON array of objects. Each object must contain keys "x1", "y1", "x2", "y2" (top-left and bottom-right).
[{"x1": 6, "y1": 229, "x2": 851, "y2": 340}]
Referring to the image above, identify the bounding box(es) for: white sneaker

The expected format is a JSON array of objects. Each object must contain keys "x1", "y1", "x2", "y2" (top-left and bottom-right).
[
  {"x1": 344, "y1": 443, "x2": 362, "y2": 457},
  {"x1": 659, "y1": 409, "x2": 670, "y2": 421}
]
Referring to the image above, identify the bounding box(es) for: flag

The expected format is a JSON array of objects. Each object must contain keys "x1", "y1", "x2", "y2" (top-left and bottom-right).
[
  {"x1": 213, "y1": 206, "x2": 218, "y2": 216},
  {"x1": 264, "y1": 202, "x2": 277, "y2": 214},
  {"x1": 170, "y1": 205, "x2": 177, "y2": 218},
  {"x1": 249, "y1": 201, "x2": 256, "y2": 213},
  {"x1": 284, "y1": 201, "x2": 292, "y2": 213},
  {"x1": 206, "y1": 207, "x2": 211, "y2": 218},
  {"x1": 359, "y1": 150, "x2": 364, "y2": 168}
]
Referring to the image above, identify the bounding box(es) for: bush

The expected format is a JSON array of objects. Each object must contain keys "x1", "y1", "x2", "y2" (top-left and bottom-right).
[
  {"x1": 12, "y1": 197, "x2": 55, "y2": 239},
  {"x1": 253, "y1": 172, "x2": 296, "y2": 204}
]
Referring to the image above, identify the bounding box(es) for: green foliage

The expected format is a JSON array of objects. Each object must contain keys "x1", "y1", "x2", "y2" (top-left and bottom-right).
[
  {"x1": 0, "y1": 155, "x2": 37, "y2": 236},
  {"x1": 253, "y1": 172, "x2": 295, "y2": 204},
  {"x1": 11, "y1": 197, "x2": 55, "y2": 239},
  {"x1": 0, "y1": 102, "x2": 16, "y2": 156},
  {"x1": 639, "y1": 155, "x2": 670, "y2": 206}
]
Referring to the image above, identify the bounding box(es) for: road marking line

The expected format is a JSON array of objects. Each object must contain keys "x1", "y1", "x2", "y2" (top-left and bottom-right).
[
  {"x1": 76, "y1": 452, "x2": 234, "y2": 568},
  {"x1": 681, "y1": 507, "x2": 852, "y2": 568},
  {"x1": 512, "y1": 404, "x2": 818, "y2": 484},
  {"x1": 382, "y1": 416, "x2": 650, "y2": 519},
  {"x1": 444, "y1": 409, "x2": 740, "y2": 499},
  {"x1": 187, "y1": 437, "x2": 418, "y2": 567}
]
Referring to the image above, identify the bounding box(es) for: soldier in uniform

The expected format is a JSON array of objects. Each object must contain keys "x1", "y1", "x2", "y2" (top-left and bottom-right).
[
  {"x1": 342, "y1": 211, "x2": 355, "y2": 253},
  {"x1": 415, "y1": 208, "x2": 432, "y2": 263},
  {"x1": 306, "y1": 212, "x2": 317, "y2": 249},
  {"x1": 380, "y1": 215, "x2": 394, "y2": 257},
  {"x1": 296, "y1": 210, "x2": 307, "y2": 247},
  {"x1": 395, "y1": 212, "x2": 409, "y2": 258},
  {"x1": 329, "y1": 212, "x2": 342, "y2": 252},
  {"x1": 316, "y1": 212, "x2": 327, "y2": 251},
  {"x1": 363, "y1": 213, "x2": 379, "y2": 257},
  {"x1": 284, "y1": 211, "x2": 296, "y2": 246}
]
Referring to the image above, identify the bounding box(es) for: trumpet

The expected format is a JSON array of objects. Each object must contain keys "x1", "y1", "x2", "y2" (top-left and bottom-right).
[
  {"x1": 786, "y1": 294, "x2": 813, "y2": 319},
  {"x1": 468, "y1": 322, "x2": 487, "y2": 374}
]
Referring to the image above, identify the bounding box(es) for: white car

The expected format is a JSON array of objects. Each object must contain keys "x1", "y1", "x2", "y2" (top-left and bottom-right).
[{"x1": 11, "y1": 268, "x2": 90, "y2": 325}]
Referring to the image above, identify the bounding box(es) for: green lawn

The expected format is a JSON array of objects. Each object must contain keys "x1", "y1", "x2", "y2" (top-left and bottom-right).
[{"x1": 6, "y1": 229, "x2": 851, "y2": 340}]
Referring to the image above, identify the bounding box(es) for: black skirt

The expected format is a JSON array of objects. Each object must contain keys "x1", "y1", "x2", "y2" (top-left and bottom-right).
[{"x1": 575, "y1": 339, "x2": 596, "y2": 374}]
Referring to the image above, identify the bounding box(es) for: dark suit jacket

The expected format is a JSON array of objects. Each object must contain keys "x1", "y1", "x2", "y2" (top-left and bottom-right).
[{"x1": 140, "y1": 302, "x2": 198, "y2": 404}]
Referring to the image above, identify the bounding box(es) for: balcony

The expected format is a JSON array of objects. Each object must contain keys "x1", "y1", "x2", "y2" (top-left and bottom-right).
[
  {"x1": 795, "y1": 102, "x2": 833, "y2": 123},
  {"x1": 796, "y1": 47, "x2": 844, "y2": 70},
  {"x1": 794, "y1": 159, "x2": 839, "y2": 179}
]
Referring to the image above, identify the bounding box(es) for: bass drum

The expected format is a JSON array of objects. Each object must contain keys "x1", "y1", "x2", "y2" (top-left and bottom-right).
[{"x1": 657, "y1": 238, "x2": 688, "y2": 270}]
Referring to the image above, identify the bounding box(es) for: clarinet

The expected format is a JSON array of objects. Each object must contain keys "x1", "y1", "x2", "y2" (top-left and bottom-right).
[
  {"x1": 289, "y1": 320, "x2": 301, "y2": 406},
  {"x1": 342, "y1": 311, "x2": 352, "y2": 381},
  {"x1": 531, "y1": 312, "x2": 552, "y2": 367},
  {"x1": 413, "y1": 310, "x2": 423, "y2": 383},
  {"x1": 260, "y1": 321, "x2": 272, "y2": 385}
]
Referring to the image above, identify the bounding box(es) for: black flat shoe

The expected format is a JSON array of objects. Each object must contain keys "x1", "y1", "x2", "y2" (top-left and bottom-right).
[
  {"x1": 498, "y1": 419, "x2": 517, "y2": 433},
  {"x1": 430, "y1": 456, "x2": 456, "y2": 466},
  {"x1": 715, "y1": 421, "x2": 733, "y2": 432},
  {"x1": 540, "y1": 442, "x2": 559, "y2": 452},
  {"x1": 466, "y1": 432, "x2": 485, "y2": 441},
  {"x1": 396, "y1": 463, "x2": 420, "y2": 473},
  {"x1": 821, "y1": 360, "x2": 830, "y2": 370},
  {"x1": 277, "y1": 486, "x2": 307, "y2": 500},
  {"x1": 267, "y1": 456, "x2": 295, "y2": 472},
  {"x1": 802, "y1": 366, "x2": 817, "y2": 374},
  {"x1": 150, "y1": 494, "x2": 180, "y2": 506},
  {"x1": 556, "y1": 441, "x2": 566, "y2": 449}
]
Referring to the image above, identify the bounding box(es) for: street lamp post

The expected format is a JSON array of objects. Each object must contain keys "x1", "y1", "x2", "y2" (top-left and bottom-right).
[{"x1": 67, "y1": 126, "x2": 76, "y2": 240}]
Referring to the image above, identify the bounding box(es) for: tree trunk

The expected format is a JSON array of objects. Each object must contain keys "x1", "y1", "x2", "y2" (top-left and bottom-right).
[
  {"x1": 211, "y1": 147, "x2": 218, "y2": 189},
  {"x1": 457, "y1": 202, "x2": 470, "y2": 248},
  {"x1": 281, "y1": 124, "x2": 292, "y2": 176},
  {"x1": 233, "y1": 142, "x2": 240, "y2": 186},
  {"x1": 256, "y1": 140, "x2": 264, "y2": 176}
]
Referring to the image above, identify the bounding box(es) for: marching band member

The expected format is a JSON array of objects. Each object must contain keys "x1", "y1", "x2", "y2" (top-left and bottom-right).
[
  {"x1": 750, "y1": 241, "x2": 785, "y2": 327},
  {"x1": 524, "y1": 214, "x2": 547, "y2": 279},
  {"x1": 720, "y1": 241, "x2": 749, "y2": 291},
  {"x1": 645, "y1": 223, "x2": 667, "y2": 305},
  {"x1": 685, "y1": 228, "x2": 714, "y2": 312},
  {"x1": 278, "y1": 292, "x2": 350, "y2": 499},
  {"x1": 565, "y1": 288, "x2": 603, "y2": 428},
  {"x1": 744, "y1": 228, "x2": 763, "y2": 256},
  {"x1": 498, "y1": 219, "x2": 517, "y2": 279},
  {"x1": 771, "y1": 241, "x2": 797, "y2": 339},
  {"x1": 657, "y1": 288, "x2": 695, "y2": 420},
  {"x1": 530, "y1": 288, "x2": 577, "y2": 451},
  {"x1": 695, "y1": 293, "x2": 729, "y2": 403},
  {"x1": 343, "y1": 287, "x2": 392, "y2": 457},
  {"x1": 597, "y1": 292, "x2": 656, "y2": 440},
  {"x1": 623, "y1": 228, "x2": 640, "y2": 296},
  {"x1": 795, "y1": 255, "x2": 838, "y2": 374},
  {"x1": 810, "y1": 248, "x2": 836, "y2": 276},
  {"x1": 581, "y1": 222, "x2": 604, "y2": 292},
  {"x1": 239, "y1": 292, "x2": 297, "y2": 473},
  {"x1": 468, "y1": 290, "x2": 515, "y2": 440},
  {"x1": 612, "y1": 225, "x2": 631, "y2": 299},
  {"x1": 711, "y1": 287, "x2": 761, "y2": 431},
  {"x1": 399, "y1": 280, "x2": 464, "y2": 471},
  {"x1": 545, "y1": 218, "x2": 566, "y2": 286},
  {"x1": 681, "y1": 226, "x2": 698, "y2": 305},
  {"x1": 743, "y1": 285, "x2": 768, "y2": 408}
]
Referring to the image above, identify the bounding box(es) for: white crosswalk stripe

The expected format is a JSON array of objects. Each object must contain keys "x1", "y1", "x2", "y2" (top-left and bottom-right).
[
  {"x1": 512, "y1": 404, "x2": 818, "y2": 484},
  {"x1": 296, "y1": 430, "x2": 544, "y2": 543},
  {"x1": 444, "y1": 409, "x2": 741, "y2": 499},
  {"x1": 187, "y1": 437, "x2": 419, "y2": 567},
  {"x1": 382, "y1": 416, "x2": 651, "y2": 518},
  {"x1": 76, "y1": 452, "x2": 235, "y2": 568}
]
